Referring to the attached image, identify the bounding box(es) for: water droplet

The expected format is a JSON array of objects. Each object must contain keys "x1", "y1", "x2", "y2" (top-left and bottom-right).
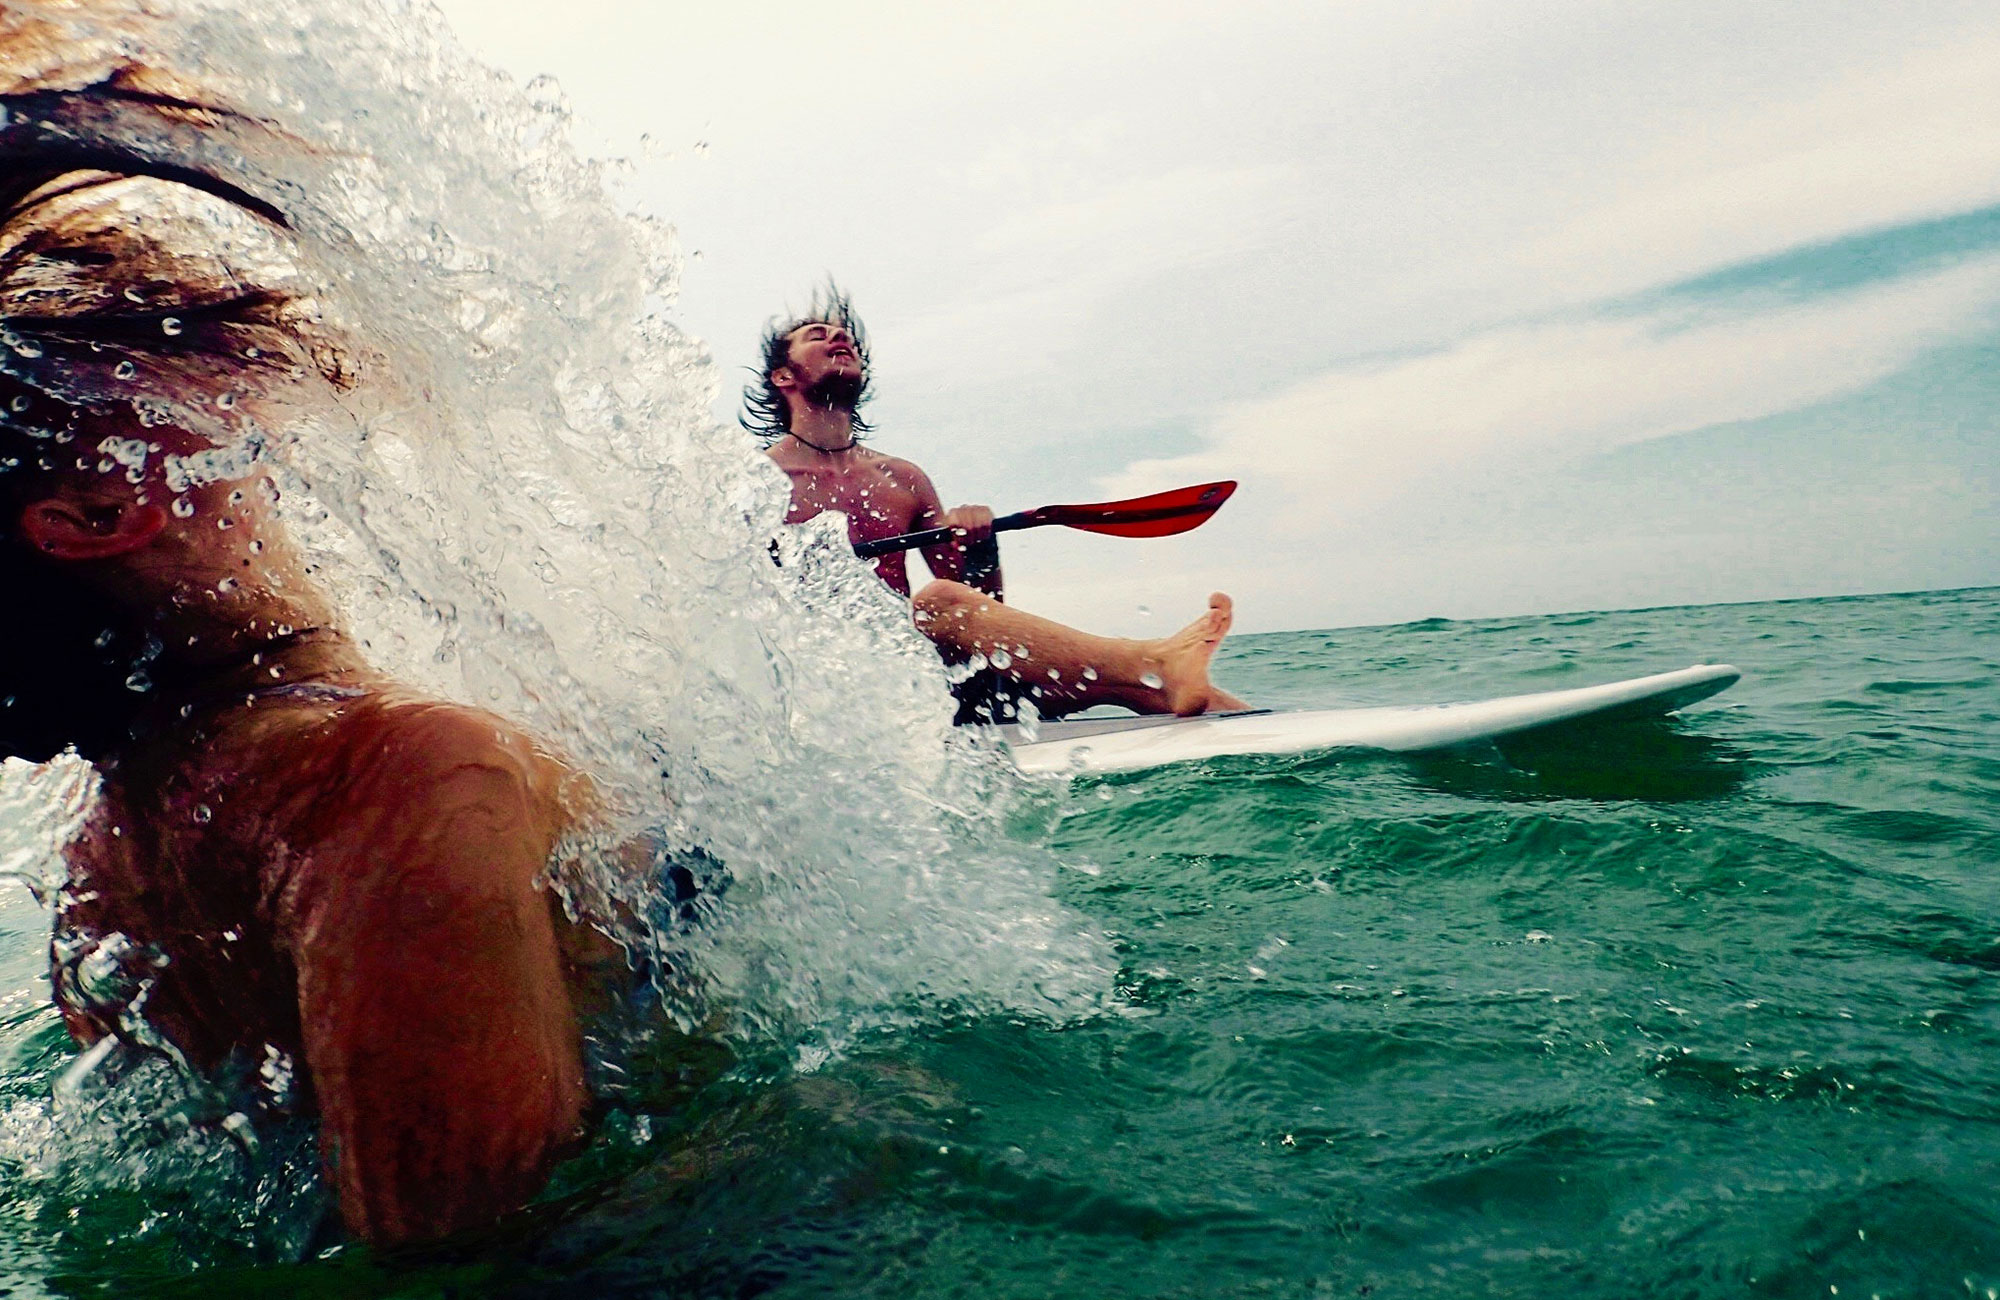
[
  {"x1": 170, "y1": 497, "x2": 195, "y2": 518},
  {"x1": 1525, "y1": 930, "x2": 1553, "y2": 943},
  {"x1": 1140, "y1": 672, "x2": 1164, "y2": 690},
  {"x1": 989, "y1": 649, "x2": 1012, "y2": 670},
  {"x1": 123, "y1": 287, "x2": 146, "y2": 304},
  {"x1": 1136, "y1": 604, "x2": 1152, "y2": 617},
  {"x1": 216, "y1": 392, "x2": 237, "y2": 409},
  {"x1": 113, "y1": 361, "x2": 137, "y2": 380},
  {"x1": 248, "y1": 539, "x2": 264, "y2": 554},
  {"x1": 1081, "y1": 666, "x2": 1099, "y2": 682},
  {"x1": 160, "y1": 318, "x2": 183, "y2": 337},
  {"x1": 124, "y1": 671, "x2": 151, "y2": 693},
  {"x1": 693, "y1": 139, "x2": 712, "y2": 158},
  {"x1": 192, "y1": 803, "x2": 213, "y2": 825},
  {"x1": 8, "y1": 395, "x2": 28, "y2": 413}
]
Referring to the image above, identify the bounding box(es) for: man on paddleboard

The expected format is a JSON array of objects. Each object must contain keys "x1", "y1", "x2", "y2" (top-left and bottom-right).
[
  {"x1": 750, "y1": 286, "x2": 1247, "y2": 722},
  {"x1": 0, "y1": 10, "x2": 636, "y2": 1246}
]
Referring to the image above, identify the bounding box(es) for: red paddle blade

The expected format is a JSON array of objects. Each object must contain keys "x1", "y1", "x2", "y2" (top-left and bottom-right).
[{"x1": 1032, "y1": 480, "x2": 1238, "y2": 538}]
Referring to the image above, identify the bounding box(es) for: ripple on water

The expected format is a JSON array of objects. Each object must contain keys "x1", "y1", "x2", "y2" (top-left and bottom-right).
[
  {"x1": 1645, "y1": 1045, "x2": 1996, "y2": 1120},
  {"x1": 1865, "y1": 674, "x2": 1997, "y2": 694},
  {"x1": 1833, "y1": 806, "x2": 1982, "y2": 845}
]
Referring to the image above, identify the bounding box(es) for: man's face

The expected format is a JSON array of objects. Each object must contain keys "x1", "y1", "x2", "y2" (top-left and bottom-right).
[{"x1": 779, "y1": 321, "x2": 865, "y2": 410}]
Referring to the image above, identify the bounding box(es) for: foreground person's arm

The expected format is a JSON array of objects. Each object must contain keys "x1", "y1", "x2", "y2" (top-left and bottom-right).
[{"x1": 277, "y1": 704, "x2": 587, "y2": 1244}]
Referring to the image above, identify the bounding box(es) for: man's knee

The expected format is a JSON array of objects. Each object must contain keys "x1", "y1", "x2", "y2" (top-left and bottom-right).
[{"x1": 913, "y1": 578, "x2": 982, "y2": 625}]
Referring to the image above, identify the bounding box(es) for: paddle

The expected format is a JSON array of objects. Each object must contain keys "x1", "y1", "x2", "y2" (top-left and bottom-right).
[{"x1": 852, "y1": 480, "x2": 1238, "y2": 559}]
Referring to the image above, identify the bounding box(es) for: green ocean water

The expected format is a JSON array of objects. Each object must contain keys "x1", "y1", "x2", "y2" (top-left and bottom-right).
[{"x1": 2, "y1": 585, "x2": 1998, "y2": 1298}]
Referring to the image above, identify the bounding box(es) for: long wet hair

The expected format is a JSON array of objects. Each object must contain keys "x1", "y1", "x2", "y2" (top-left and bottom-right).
[
  {"x1": 739, "y1": 280, "x2": 875, "y2": 444},
  {"x1": 0, "y1": 45, "x2": 348, "y2": 763}
]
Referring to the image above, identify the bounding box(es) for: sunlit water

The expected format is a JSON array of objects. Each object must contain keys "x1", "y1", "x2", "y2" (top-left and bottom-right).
[{"x1": 2, "y1": 2, "x2": 1997, "y2": 1295}]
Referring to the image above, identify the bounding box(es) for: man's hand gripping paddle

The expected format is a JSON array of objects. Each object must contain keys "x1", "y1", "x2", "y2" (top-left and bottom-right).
[{"x1": 852, "y1": 480, "x2": 1238, "y2": 559}]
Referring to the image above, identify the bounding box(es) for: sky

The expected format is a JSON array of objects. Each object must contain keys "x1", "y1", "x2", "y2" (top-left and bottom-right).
[{"x1": 429, "y1": 0, "x2": 2000, "y2": 635}]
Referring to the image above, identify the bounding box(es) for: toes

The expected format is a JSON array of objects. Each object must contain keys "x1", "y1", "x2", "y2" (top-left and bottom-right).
[{"x1": 1203, "y1": 593, "x2": 1234, "y2": 640}]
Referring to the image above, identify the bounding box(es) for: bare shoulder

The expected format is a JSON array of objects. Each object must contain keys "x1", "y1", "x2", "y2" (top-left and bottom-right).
[
  {"x1": 215, "y1": 691, "x2": 577, "y2": 856},
  {"x1": 354, "y1": 695, "x2": 572, "y2": 812},
  {"x1": 864, "y1": 449, "x2": 937, "y2": 492}
]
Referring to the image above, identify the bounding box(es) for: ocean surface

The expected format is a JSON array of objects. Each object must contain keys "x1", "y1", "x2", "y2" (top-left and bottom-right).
[{"x1": 0, "y1": 585, "x2": 1995, "y2": 1297}]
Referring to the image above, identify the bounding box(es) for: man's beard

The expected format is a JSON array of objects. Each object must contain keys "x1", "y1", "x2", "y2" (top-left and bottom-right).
[{"x1": 802, "y1": 369, "x2": 865, "y2": 412}]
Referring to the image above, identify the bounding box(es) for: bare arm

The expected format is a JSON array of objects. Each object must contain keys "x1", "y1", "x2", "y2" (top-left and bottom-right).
[
  {"x1": 910, "y1": 468, "x2": 1004, "y2": 601},
  {"x1": 280, "y1": 707, "x2": 586, "y2": 1244}
]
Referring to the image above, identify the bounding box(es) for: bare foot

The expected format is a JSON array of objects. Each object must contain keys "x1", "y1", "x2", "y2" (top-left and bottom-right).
[
  {"x1": 1148, "y1": 592, "x2": 1239, "y2": 716},
  {"x1": 1206, "y1": 686, "x2": 1252, "y2": 712}
]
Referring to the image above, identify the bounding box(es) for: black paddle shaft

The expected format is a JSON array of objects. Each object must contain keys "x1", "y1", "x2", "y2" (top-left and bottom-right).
[{"x1": 853, "y1": 512, "x2": 1032, "y2": 559}]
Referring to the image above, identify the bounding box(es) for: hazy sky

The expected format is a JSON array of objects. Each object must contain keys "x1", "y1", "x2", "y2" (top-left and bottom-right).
[{"x1": 430, "y1": 0, "x2": 1999, "y2": 635}]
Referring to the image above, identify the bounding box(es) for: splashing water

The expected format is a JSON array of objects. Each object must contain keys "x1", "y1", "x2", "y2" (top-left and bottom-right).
[{"x1": 0, "y1": 0, "x2": 1112, "y2": 1236}]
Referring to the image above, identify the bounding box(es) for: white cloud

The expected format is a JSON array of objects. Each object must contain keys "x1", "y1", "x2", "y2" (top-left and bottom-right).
[
  {"x1": 1496, "y1": 33, "x2": 2000, "y2": 304},
  {"x1": 1103, "y1": 252, "x2": 2000, "y2": 531},
  {"x1": 885, "y1": 162, "x2": 1306, "y2": 377}
]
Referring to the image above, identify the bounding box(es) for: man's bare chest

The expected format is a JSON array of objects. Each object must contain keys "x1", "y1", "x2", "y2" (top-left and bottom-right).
[{"x1": 781, "y1": 464, "x2": 922, "y2": 537}]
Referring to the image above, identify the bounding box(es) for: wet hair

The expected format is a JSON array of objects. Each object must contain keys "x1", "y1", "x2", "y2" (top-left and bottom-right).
[
  {"x1": 739, "y1": 281, "x2": 875, "y2": 444},
  {"x1": 0, "y1": 52, "x2": 343, "y2": 763}
]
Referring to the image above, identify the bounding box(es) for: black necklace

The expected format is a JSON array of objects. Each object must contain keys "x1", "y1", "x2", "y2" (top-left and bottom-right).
[{"x1": 785, "y1": 430, "x2": 857, "y2": 454}]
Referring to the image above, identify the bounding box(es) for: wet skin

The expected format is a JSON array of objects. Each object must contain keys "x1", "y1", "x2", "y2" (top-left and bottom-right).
[
  {"x1": 14, "y1": 411, "x2": 621, "y2": 1243},
  {"x1": 0, "y1": 99, "x2": 616, "y2": 1239},
  {"x1": 59, "y1": 670, "x2": 606, "y2": 1243}
]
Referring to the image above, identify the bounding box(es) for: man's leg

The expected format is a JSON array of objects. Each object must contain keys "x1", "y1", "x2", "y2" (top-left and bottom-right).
[{"x1": 913, "y1": 581, "x2": 1249, "y2": 718}]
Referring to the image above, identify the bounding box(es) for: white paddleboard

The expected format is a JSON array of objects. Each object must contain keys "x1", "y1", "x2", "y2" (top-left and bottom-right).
[{"x1": 1001, "y1": 663, "x2": 1740, "y2": 776}]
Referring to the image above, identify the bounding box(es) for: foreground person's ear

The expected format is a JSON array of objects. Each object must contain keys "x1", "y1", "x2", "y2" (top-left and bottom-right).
[{"x1": 15, "y1": 496, "x2": 170, "y2": 560}]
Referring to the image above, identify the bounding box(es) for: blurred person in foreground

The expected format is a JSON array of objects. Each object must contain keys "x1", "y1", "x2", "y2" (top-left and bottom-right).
[
  {"x1": 0, "y1": 5, "x2": 629, "y2": 1246},
  {"x1": 750, "y1": 287, "x2": 1248, "y2": 724}
]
